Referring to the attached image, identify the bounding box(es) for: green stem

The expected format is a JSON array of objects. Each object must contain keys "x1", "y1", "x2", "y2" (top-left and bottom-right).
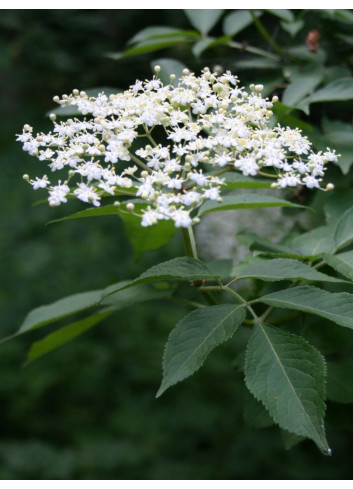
[
  {"x1": 249, "y1": 10, "x2": 285, "y2": 56},
  {"x1": 228, "y1": 40, "x2": 279, "y2": 61},
  {"x1": 223, "y1": 286, "x2": 259, "y2": 321},
  {"x1": 128, "y1": 152, "x2": 151, "y2": 173},
  {"x1": 201, "y1": 284, "x2": 259, "y2": 322},
  {"x1": 182, "y1": 226, "x2": 198, "y2": 259},
  {"x1": 182, "y1": 227, "x2": 221, "y2": 306}
]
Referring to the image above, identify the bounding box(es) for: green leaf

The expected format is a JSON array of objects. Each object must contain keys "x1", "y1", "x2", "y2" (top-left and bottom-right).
[
  {"x1": 280, "y1": 20, "x2": 304, "y2": 37},
  {"x1": 192, "y1": 37, "x2": 216, "y2": 57},
  {"x1": 298, "y1": 78, "x2": 353, "y2": 114},
  {"x1": 101, "y1": 282, "x2": 171, "y2": 308},
  {"x1": 2, "y1": 280, "x2": 169, "y2": 345},
  {"x1": 223, "y1": 173, "x2": 272, "y2": 189},
  {"x1": 325, "y1": 9, "x2": 353, "y2": 24},
  {"x1": 128, "y1": 26, "x2": 191, "y2": 44},
  {"x1": 27, "y1": 308, "x2": 114, "y2": 363},
  {"x1": 245, "y1": 322, "x2": 329, "y2": 453},
  {"x1": 235, "y1": 258, "x2": 342, "y2": 283},
  {"x1": 119, "y1": 207, "x2": 179, "y2": 260},
  {"x1": 105, "y1": 256, "x2": 218, "y2": 296},
  {"x1": 1, "y1": 291, "x2": 104, "y2": 346},
  {"x1": 17, "y1": 290, "x2": 104, "y2": 336},
  {"x1": 281, "y1": 431, "x2": 305, "y2": 450},
  {"x1": 49, "y1": 204, "x2": 120, "y2": 223},
  {"x1": 234, "y1": 58, "x2": 280, "y2": 70},
  {"x1": 320, "y1": 118, "x2": 353, "y2": 174},
  {"x1": 327, "y1": 360, "x2": 353, "y2": 403},
  {"x1": 287, "y1": 224, "x2": 335, "y2": 256},
  {"x1": 334, "y1": 205, "x2": 353, "y2": 251},
  {"x1": 198, "y1": 194, "x2": 303, "y2": 216},
  {"x1": 266, "y1": 9, "x2": 294, "y2": 22},
  {"x1": 205, "y1": 259, "x2": 233, "y2": 279},
  {"x1": 243, "y1": 389, "x2": 274, "y2": 428},
  {"x1": 256, "y1": 285, "x2": 353, "y2": 329},
  {"x1": 107, "y1": 37, "x2": 191, "y2": 60},
  {"x1": 271, "y1": 102, "x2": 314, "y2": 132},
  {"x1": 184, "y1": 9, "x2": 224, "y2": 35},
  {"x1": 336, "y1": 33, "x2": 353, "y2": 46},
  {"x1": 324, "y1": 188, "x2": 353, "y2": 221},
  {"x1": 282, "y1": 68, "x2": 325, "y2": 108},
  {"x1": 157, "y1": 304, "x2": 246, "y2": 397},
  {"x1": 324, "y1": 251, "x2": 353, "y2": 281},
  {"x1": 223, "y1": 10, "x2": 262, "y2": 37},
  {"x1": 151, "y1": 58, "x2": 188, "y2": 84},
  {"x1": 237, "y1": 232, "x2": 304, "y2": 258}
]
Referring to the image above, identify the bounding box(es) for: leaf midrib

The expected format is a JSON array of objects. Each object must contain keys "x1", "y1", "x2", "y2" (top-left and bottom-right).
[
  {"x1": 258, "y1": 322, "x2": 326, "y2": 447},
  {"x1": 160, "y1": 304, "x2": 244, "y2": 391}
]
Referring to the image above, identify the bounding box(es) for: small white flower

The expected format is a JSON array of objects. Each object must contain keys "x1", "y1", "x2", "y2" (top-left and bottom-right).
[
  {"x1": 74, "y1": 183, "x2": 100, "y2": 206},
  {"x1": 31, "y1": 176, "x2": 50, "y2": 189}
]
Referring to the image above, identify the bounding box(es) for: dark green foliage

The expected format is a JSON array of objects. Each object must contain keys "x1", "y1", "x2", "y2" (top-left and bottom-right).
[{"x1": 2, "y1": 8, "x2": 353, "y2": 479}]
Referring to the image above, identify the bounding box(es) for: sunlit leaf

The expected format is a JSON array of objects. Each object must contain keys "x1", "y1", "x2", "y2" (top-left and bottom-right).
[{"x1": 184, "y1": 9, "x2": 224, "y2": 35}]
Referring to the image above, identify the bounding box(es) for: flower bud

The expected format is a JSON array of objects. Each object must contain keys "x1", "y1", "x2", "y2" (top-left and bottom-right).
[
  {"x1": 326, "y1": 183, "x2": 334, "y2": 191},
  {"x1": 126, "y1": 203, "x2": 135, "y2": 212}
]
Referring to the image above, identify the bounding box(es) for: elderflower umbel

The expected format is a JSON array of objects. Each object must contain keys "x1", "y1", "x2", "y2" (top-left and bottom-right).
[{"x1": 17, "y1": 68, "x2": 338, "y2": 228}]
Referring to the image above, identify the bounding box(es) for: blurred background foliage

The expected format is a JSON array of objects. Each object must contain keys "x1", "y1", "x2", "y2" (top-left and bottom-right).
[{"x1": 1, "y1": 9, "x2": 353, "y2": 479}]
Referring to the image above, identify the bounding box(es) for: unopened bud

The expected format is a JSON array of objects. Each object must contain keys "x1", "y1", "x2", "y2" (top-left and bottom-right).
[
  {"x1": 72, "y1": 89, "x2": 79, "y2": 96},
  {"x1": 182, "y1": 68, "x2": 190, "y2": 76},
  {"x1": 126, "y1": 203, "x2": 135, "y2": 212},
  {"x1": 326, "y1": 183, "x2": 334, "y2": 191},
  {"x1": 49, "y1": 113, "x2": 57, "y2": 122},
  {"x1": 255, "y1": 84, "x2": 264, "y2": 92},
  {"x1": 154, "y1": 65, "x2": 161, "y2": 73},
  {"x1": 113, "y1": 201, "x2": 121, "y2": 207},
  {"x1": 22, "y1": 174, "x2": 30, "y2": 181},
  {"x1": 53, "y1": 96, "x2": 60, "y2": 103}
]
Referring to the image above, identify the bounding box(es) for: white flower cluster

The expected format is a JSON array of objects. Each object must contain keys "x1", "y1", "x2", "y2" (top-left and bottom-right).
[{"x1": 17, "y1": 67, "x2": 337, "y2": 228}]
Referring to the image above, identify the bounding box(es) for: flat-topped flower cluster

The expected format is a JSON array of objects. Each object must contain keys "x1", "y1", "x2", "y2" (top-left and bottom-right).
[{"x1": 17, "y1": 67, "x2": 337, "y2": 228}]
